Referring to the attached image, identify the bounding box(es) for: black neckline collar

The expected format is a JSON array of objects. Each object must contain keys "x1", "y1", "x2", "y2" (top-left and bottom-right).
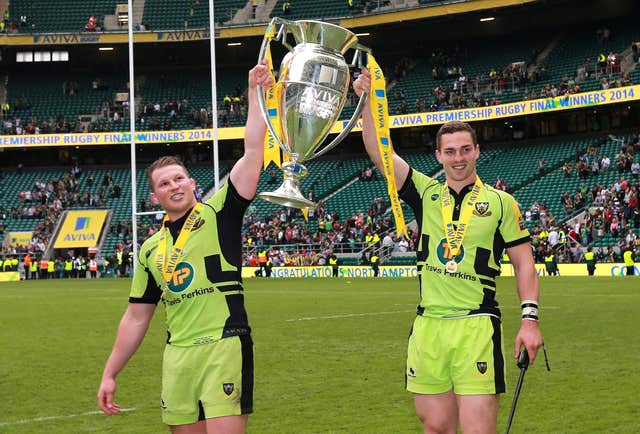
[
  {"x1": 448, "y1": 182, "x2": 475, "y2": 202},
  {"x1": 163, "y1": 206, "x2": 194, "y2": 239}
]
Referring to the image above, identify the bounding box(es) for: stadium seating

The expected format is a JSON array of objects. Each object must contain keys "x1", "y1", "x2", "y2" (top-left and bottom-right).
[
  {"x1": 8, "y1": 0, "x2": 120, "y2": 34},
  {"x1": 270, "y1": 0, "x2": 354, "y2": 20}
]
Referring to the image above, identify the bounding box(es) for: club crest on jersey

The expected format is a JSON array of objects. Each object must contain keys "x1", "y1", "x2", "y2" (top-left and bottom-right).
[
  {"x1": 167, "y1": 262, "x2": 195, "y2": 293},
  {"x1": 436, "y1": 238, "x2": 465, "y2": 267},
  {"x1": 476, "y1": 362, "x2": 488, "y2": 374},
  {"x1": 223, "y1": 383, "x2": 235, "y2": 396},
  {"x1": 192, "y1": 218, "x2": 205, "y2": 230},
  {"x1": 473, "y1": 202, "x2": 491, "y2": 216}
]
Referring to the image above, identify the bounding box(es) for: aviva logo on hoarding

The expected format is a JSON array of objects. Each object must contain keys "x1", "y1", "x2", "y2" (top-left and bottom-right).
[
  {"x1": 54, "y1": 210, "x2": 109, "y2": 248},
  {"x1": 75, "y1": 217, "x2": 90, "y2": 230}
]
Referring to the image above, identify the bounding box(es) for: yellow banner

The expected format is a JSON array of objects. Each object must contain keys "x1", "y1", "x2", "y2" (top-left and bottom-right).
[
  {"x1": 0, "y1": 30, "x2": 215, "y2": 46},
  {"x1": 501, "y1": 263, "x2": 639, "y2": 277},
  {"x1": 242, "y1": 265, "x2": 418, "y2": 278},
  {"x1": 53, "y1": 210, "x2": 109, "y2": 248},
  {"x1": 0, "y1": 272, "x2": 20, "y2": 282},
  {"x1": 242, "y1": 263, "x2": 637, "y2": 278},
  {"x1": 2, "y1": 86, "x2": 639, "y2": 148},
  {"x1": 8, "y1": 232, "x2": 33, "y2": 247},
  {"x1": 333, "y1": 85, "x2": 640, "y2": 133}
]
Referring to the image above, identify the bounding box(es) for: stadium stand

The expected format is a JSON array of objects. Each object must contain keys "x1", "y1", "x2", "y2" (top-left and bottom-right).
[{"x1": 7, "y1": 0, "x2": 119, "y2": 33}]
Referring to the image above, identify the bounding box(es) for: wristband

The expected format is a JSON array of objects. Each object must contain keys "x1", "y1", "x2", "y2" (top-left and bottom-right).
[{"x1": 521, "y1": 300, "x2": 539, "y2": 321}]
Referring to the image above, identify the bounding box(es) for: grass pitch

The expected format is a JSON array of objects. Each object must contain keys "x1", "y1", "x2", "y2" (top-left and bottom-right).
[{"x1": 0, "y1": 276, "x2": 637, "y2": 433}]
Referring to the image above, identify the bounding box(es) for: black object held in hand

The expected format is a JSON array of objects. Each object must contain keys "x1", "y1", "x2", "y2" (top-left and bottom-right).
[{"x1": 505, "y1": 348, "x2": 529, "y2": 434}]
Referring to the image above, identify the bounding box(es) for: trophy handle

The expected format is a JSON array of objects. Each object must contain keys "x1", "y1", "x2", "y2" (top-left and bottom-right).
[
  {"x1": 257, "y1": 17, "x2": 293, "y2": 155},
  {"x1": 310, "y1": 91, "x2": 368, "y2": 159},
  {"x1": 308, "y1": 44, "x2": 372, "y2": 159}
]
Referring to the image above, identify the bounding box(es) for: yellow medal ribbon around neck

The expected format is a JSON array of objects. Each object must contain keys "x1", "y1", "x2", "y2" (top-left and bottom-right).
[
  {"x1": 155, "y1": 203, "x2": 203, "y2": 287},
  {"x1": 263, "y1": 28, "x2": 283, "y2": 169},
  {"x1": 441, "y1": 177, "x2": 483, "y2": 258},
  {"x1": 367, "y1": 54, "x2": 408, "y2": 238}
]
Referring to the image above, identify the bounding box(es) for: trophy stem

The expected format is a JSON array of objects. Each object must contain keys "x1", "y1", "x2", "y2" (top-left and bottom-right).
[{"x1": 258, "y1": 159, "x2": 316, "y2": 209}]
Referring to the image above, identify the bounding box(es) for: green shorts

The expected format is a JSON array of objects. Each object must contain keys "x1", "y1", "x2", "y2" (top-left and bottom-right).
[
  {"x1": 406, "y1": 315, "x2": 505, "y2": 395},
  {"x1": 161, "y1": 335, "x2": 254, "y2": 426}
]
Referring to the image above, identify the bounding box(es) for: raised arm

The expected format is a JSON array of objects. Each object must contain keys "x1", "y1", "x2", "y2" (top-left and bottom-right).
[
  {"x1": 230, "y1": 60, "x2": 274, "y2": 200},
  {"x1": 97, "y1": 302, "x2": 156, "y2": 415},
  {"x1": 353, "y1": 68, "x2": 410, "y2": 188},
  {"x1": 506, "y1": 242, "x2": 543, "y2": 364}
]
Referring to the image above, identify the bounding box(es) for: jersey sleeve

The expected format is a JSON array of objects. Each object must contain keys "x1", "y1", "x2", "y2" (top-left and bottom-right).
[
  {"x1": 399, "y1": 167, "x2": 439, "y2": 214},
  {"x1": 205, "y1": 179, "x2": 251, "y2": 219},
  {"x1": 129, "y1": 241, "x2": 162, "y2": 304},
  {"x1": 499, "y1": 192, "x2": 531, "y2": 248}
]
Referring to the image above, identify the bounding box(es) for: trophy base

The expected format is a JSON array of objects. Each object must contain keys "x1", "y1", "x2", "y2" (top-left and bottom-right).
[
  {"x1": 258, "y1": 190, "x2": 316, "y2": 209},
  {"x1": 258, "y1": 161, "x2": 316, "y2": 209}
]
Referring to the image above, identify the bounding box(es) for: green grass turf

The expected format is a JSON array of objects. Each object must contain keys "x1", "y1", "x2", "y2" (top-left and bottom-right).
[{"x1": 0, "y1": 276, "x2": 637, "y2": 433}]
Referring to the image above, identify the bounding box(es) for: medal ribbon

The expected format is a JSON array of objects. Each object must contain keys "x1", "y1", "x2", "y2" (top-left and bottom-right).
[
  {"x1": 155, "y1": 203, "x2": 203, "y2": 285},
  {"x1": 367, "y1": 53, "x2": 407, "y2": 238},
  {"x1": 263, "y1": 23, "x2": 283, "y2": 169},
  {"x1": 441, "y1": 177, "x2": 483, "y2": 258}
]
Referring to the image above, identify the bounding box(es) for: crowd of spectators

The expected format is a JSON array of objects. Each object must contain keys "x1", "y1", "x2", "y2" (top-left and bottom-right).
[
  {"x1": 240, "y1": 190, "x2": 420, "y2": 266},
  {"x1": 523, "y1": 136, "x2": 640, "y2": 263}
]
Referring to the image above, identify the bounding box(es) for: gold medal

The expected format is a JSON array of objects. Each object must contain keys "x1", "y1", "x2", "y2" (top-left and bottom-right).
[{"x1": 445, "y1": 260, "x2": 458, "y2": 273}]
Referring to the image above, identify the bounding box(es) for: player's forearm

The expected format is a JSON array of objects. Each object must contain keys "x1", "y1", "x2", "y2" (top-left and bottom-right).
[
  {"x1": 101, "y1": 308, "x2": 152, "y2": 380},
  {"x1": 514, "y1": 261, "x2": 540, "y2": 304},
  {"x1": 244, "y1": 85, "x2": 267, "y2": 157}
]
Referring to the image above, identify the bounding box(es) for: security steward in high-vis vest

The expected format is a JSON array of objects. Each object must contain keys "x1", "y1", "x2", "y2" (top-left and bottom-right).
[
  {"x1": 584, "y1": 247, "x2": 596, "y2": 276},
  {"x1": 30, "y1": 259, "x2": 38, "y2": 279},
  {"x1": 116, "y1": 251, "x2": 123, "y2": 277},
  {"x1": 89, "y1": 259, "x2": 98, "y2": 278},
  {"x1": 64, "y1": 258, "x2": 74, "y2": 278},
  {"x1": 47, "y1": 259, "x2": 56, "y2": 278},
  {"x1": 257, "y1": 249, "x2": 268, "y2": 277},
  {"x1": 23, "y1": 254, "x2": 31, "y2": 279},
  {"x1": 329, "y1": 254, "x2": 339, "y2": 277},
  {"x1": 0, "y1": 258, "x2": 5, "y2": 272},
  {"x1": 370, "y1": 254, "x2": 380, "y2": 277},
  {"x1": 39, "y1": 258, "x2": 48, "y2": 279},
  {"x1": 623, "y1": 248, "x2": 635, "y2": 276},
  {"x1": 544, "y1": 252, "x2": 557, "y2": 276}
]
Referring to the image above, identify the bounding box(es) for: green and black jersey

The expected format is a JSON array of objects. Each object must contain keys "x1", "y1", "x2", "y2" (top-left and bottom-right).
[
  {"x1": 130, "y1": 180, "x2": 250, "y2": 347},
  {"x1": 399, "y1": 168, "x2": 530, "y2": 319}
]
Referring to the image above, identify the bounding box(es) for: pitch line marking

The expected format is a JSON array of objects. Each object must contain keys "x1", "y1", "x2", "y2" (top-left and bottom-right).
[
  {"x1": 287, "y1": 306, "x2": 561, "y2": 322},
  {"x1": 287, "y1": 310, "x2": 414, "y2": 321},
  {"x1": 0, "y1": 407, "x2": 136, "y2": 427}
]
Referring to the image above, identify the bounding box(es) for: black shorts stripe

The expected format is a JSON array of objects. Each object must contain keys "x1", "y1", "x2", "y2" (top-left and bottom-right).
[
  {"x1": 490, "y1": 316, "x2": 506, "y2": 394},
  {"x1": 240, "y1": 334, "x2": 254, "y2": 414},
  {"x1": 405, "y1": 322, "x2": 415, "y2": 389}
]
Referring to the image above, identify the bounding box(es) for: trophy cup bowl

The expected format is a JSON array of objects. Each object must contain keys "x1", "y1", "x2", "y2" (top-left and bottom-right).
[{"x1": 257, "y1": 18, "x2": 370, "y2": 209}]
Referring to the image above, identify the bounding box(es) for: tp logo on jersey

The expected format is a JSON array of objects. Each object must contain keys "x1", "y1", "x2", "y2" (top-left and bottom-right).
[
  {"x1": 436, "y1": 238, "x2": 465, "y2": 266},
  {"x1": 168, "y1": 262, "x2": 194, "y2": 293}
]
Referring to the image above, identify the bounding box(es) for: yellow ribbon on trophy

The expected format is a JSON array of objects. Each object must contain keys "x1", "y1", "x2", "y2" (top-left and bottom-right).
[
  {"x1": 263, "y1": 24, "x2": 283, "y2": 169},
  {"x1": 367, "y1": 54, "x2": 407, "y2": 238}
]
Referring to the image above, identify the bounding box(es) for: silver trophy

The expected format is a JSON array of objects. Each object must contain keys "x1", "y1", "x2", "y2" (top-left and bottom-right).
[{"x1": 257, "y1": 18, "x2": 370, "y2": 209}]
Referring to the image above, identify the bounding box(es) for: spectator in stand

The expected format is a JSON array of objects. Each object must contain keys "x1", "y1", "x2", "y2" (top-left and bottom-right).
[
  {"x1": 85, "y1": 16, "x2": 97, "y2": 32},
  {"x1": 538, "y1": 157, "x2": 546, "y2": 175}
]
